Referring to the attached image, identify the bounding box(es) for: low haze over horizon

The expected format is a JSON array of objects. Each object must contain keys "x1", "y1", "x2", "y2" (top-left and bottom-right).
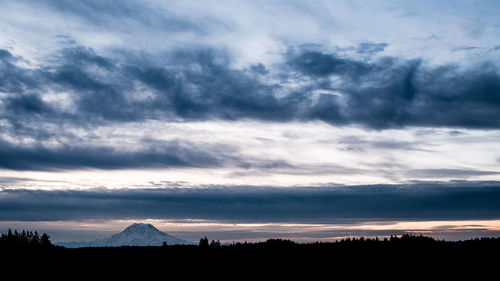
[{"x1": 1, "y1": 0, "x2": 500, "y2": 243}]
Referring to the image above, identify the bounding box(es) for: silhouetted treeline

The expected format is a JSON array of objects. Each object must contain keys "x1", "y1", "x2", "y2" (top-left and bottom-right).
[
  {"x1": 229, "y1": 234, "x2": 440, "y2": 249},
  {"x1": 1, "y1": 232, "x2": 498, "y2": 275},
  {"x1": 195, "y1": 233, "x2": 500, "y2": 250},
  {"x1": 0, "y1": 229, "x2": 53, "y2": 248},
  {"x1": 199, "y1": 236, "x2": 221, "y2": 247}
]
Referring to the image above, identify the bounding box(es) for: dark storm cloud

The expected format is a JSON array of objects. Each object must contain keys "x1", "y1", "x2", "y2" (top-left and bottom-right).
[
  {"x1": 121, "y1": 49, "x2": 294, "y2": 121},
  {"x1": 0, "y1": 47, "x2": 296, "y2": 125},
  {"x1": 0, "y1": 49, "x2": 39, "y2": 94},
  {"x1": 1, "y1": 43, "x2": 500, "y2": 169},
  {"x1": 4, "y1": 94, "x2": 53, "y2": 115},
  {"x1": 1, "y1": 182, "x2": 499, "y2": 222},
  {"x1": 2, "y1": 46, "x2": 500, "y2": 129},
  {"x1": 287, "y1": 50, "x2": 372, "y2": 78},
  {"x1": 0, "y1": 138, "x2": 228, "y2": 170},
  {"x1": 0, "y1": 131, "x2": 296, "y2": 171},
  {"x1": 287, "y1": 50, "x2": 500, "y2": 128}
]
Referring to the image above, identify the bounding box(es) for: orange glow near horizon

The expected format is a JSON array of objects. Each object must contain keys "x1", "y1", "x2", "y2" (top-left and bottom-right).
[{"x1": 1, "y1": 218, "x2": 500, "y2": 243}]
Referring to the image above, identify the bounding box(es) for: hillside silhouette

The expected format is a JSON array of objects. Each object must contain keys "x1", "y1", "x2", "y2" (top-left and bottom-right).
[{"x1": 1, "y1": 230, "x2": 498, "y2": 274}]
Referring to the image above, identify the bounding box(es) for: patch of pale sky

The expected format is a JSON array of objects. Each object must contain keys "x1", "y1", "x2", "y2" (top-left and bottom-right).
[{"x1": 1, "y1": 121, "x2": 499, "y2": 190}]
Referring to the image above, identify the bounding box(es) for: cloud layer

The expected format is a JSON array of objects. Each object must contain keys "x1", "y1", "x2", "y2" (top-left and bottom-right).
[
  {"x1": 1, "y1": 182, "x2": 500, "y2": 222},
  {"x1": 1, "y1": 42, "x2": 499, "y2": 172},
  {"x1": 2, "y1": 46, "x2": 500, "y2": 130},
  {"x1": 1, "y1": 0, "x2": 499, "y2": 172}
]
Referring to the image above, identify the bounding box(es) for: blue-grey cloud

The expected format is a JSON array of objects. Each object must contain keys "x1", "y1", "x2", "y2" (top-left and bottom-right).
[
  {"x1": 407, "y1": 169, "x2": 500, "y2": 178},
  {"x1": 337, "y1": 136, "x2": 428, "y2": 152},
  {"x1": 452, "y1": 46, "x2": 480, "y2": 52},
  {"x1": 356, "y1": 42, "x2": 389, "y2": 54},
  {"x1": 287, "y1": 49, "x2": 372, "y2": 78},
  {"x1": 288, "y1": 50, "x2": 500, "y2": 128},
  {"x1": 1, "y1": 182, "x2": 499, "y2": 222},
  {"x1": 0, "y1": 50, "x2": 39, "y2": 94},
  {"x1": 1, "y1": 44, "x2": 500, "y2": 171},
  {"x1": 0, "y1": 138, "x2": 229, "y2": 170},
  {"x1": 2, "y1": 45, "x2": 499, "y2": 131}
]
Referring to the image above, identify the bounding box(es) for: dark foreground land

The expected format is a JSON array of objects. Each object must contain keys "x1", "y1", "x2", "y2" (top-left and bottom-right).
[{"x1": 1, "y1": 234, "x2": 499, "y2": 275}]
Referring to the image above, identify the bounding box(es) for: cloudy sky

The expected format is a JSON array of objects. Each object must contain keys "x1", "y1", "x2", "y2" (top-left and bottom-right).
[{"x1": 1, "y1": 0, "x2": 500, "y2": 243}]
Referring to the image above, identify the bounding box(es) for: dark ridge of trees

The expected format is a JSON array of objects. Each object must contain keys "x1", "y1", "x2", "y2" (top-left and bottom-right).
[
  {"x1": 205, "y1": 233, "x2": 500, "y2": 251},
  {"x1": 0, "y1": 232, "x2": 499, "y2": 274},
  {"x1": 209, "y1": 239, "x2": 221, "y2": 247},
  {"x1": 2, "y1": 230, "x2": 500, "y2": 251},
  {"x1": 0, "y1": 228, "x2": 53, "y2": 248},
  {"x1": 223, "y1": 234, "x2": 439, "y2": 248},
  {"x1": 198, "y1": 237, "x2": 220, "y2": 247}
]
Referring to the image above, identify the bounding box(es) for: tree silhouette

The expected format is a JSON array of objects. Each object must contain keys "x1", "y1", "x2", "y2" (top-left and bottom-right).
[
  {"x1": 41, "y1": 233, "x2": 51, "y2": 247},
  {"x1": 0, "y1": 229, "x2": 53, "y2": 248},
  {"x1": 210, "y1": 240, "x2": 221, "y2": 247},
  {"x1": 199, "y1": 236, "x2": 209, "y2": 247}
]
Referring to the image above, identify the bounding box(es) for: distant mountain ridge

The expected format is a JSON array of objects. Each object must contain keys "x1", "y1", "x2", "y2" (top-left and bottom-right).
[{"x1": 58, "y1": 223, "x2": 193, "y2": 248}]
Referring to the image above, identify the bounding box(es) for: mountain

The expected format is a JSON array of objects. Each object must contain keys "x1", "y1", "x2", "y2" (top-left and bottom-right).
[{"x1": 58, "y1": 223, "x2": 193, "y2": 248}]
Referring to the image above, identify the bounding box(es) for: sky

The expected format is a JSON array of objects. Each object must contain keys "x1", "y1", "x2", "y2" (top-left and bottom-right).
[{"x1": 1, "y1": 0, "x2": 500, "y2": 243}]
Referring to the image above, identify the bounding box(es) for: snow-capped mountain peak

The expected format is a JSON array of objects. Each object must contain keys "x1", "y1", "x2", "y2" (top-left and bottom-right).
[
  {"x1": 58, "y1": 223, "x2": 193, "y2": 248},
  {"x1": 121, "y1": 223, "x2": 163, "y2": 236}
]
